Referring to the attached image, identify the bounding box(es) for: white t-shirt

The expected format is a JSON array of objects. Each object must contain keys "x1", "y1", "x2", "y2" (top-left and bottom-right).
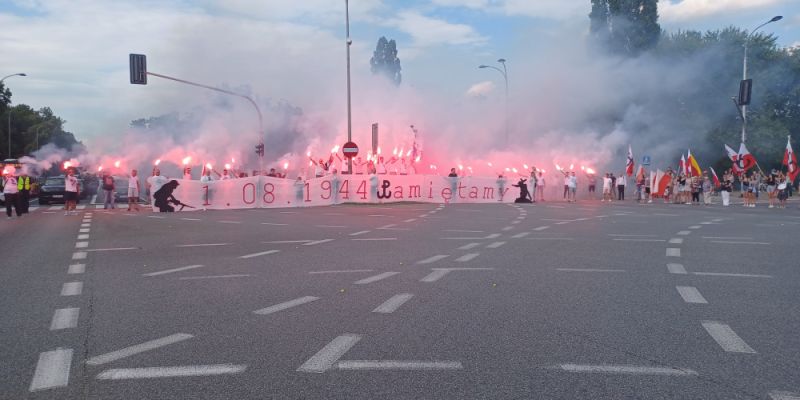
[
  {"x1": 377, "y1": 162, "x2": 387, "y2": 174},
  {"x1": 564, "y1": 176, "x2": 570, "y2": 186},
  {"x1": 603, "y1": 177, "x2": 611, "y2": 191},
  {"x1": 355, "y1": 161, "x2": 365, "y2": 174},
  {"x1": 65, "y1": 175, "x2": 79, "y2": 193},
  {"x1": 3, "y1": 177, "x2": 19, "y2": 194},
  {"x1": 568, "y1": 176, "x2": 577, "y2": 189},
  {"x1": 128, "y1": 177, "x2": 139, "y2": 192},
  {"x1": 200, "y1": 175, "x2": 213, "y2": 183},
  {"x1": 617, "y1": 175, "x2": 626, "y2": 187},
  {"x1": 147, "y1": 175, "x2": 168, "y2": 193}
]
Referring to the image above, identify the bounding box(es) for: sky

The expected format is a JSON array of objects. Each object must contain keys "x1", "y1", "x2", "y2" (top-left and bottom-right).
[{"x1": 1, "y1": 0, "x2": 799, "y2": 173}]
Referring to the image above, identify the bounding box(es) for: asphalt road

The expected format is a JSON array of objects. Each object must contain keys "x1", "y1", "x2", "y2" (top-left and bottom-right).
[{"x1": 2, "y1": 196, "x2": 799, "y2": 399}]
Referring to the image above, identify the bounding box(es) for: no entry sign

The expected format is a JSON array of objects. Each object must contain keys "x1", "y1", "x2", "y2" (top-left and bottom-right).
[{"x1": 342, "y1": 141, "x2": 359, "y2": 158}]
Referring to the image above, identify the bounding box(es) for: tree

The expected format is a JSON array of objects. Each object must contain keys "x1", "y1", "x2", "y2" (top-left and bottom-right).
[
  {"x1": 589, "y1": 0, "x2": 661, "y2": 56},
  {"x1": 370, "y1": 37, "x2": 402, "y2": 85}
]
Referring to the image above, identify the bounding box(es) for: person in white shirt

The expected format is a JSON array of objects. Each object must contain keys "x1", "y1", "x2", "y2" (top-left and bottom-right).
[
  {"x1": 64, "y1": 169, "x2": 80, "y2": 215},
  {"x1": 617, "y1": 173, "x2": 627, "y2": 201},
  {"x1": 376, "y1": 156, "x2": 387, "y2": 175},
  {"x1": 200, "y1": 169, "x2": 214, "y2": 183},
  {"x1": 146, "y1": 168, "x2": 168, "y2": 207},
  {"x1": 183, "y1": 167, "x2": 192, "y2": 180},
  {"x1": 399, "y1": 159, "x2": 409, "y2": 175},
  {"x1": 354, "y1": 157, "x2": 366, "y2": 175},
  {"x1": 568, "y1": 172, "x2": 578, "y2": 202},
  {"x1": 3, "y1": 172, "x2": 21, "y2": 219},
  {"x1": 536, "y1": 172, "x2": 546, "y2": 201},
  {"x1": 602, "y1": 173, "x2": 612, "y2": 202},
  {"x1": 127, "y1": 169, "x2": 141, "y2": 211}
]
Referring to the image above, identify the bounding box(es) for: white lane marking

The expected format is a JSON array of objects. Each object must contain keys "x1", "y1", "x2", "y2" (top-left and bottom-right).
[
  {"x1": 352, "y1": 238, "x2": 397, "y2": 241},
  {"x1": 770, "y1": 391, "x2": 800, "y2": 400},
  {"x1": 542, "y1": 219, "x2": 571, "y2": 222},
  {"x1": 486, "y1": 241, "x2": 506, "y2": 249},
  {"x1": 441, "y1": 237, "x2": 488, "y2": 240},
  {"x1": 48, "y1": 206, "x2": 62, "y2": 211},
  {"x1": 261, "y1": 222, "x2": 289, "y2": 226},
  {"x1": 218, "y1": 220, "x2": 241, "y2": 224},
  {"x1": 304, "y1": 239, "x2": 335, "y2": 246},
  {"x1": 516, "y1": 216, "x2": 525, "y2": 220},
  {"x1": 79, "y1": 228, "x2": 90, "y2": 233},
  {"x1": 608, "y1": 234, "x2": 657, "y2": 237},
  {"x1": 403, "y1": 218, "x2": 417, "y2": 223},
  {"x1": 666, "y1": 248, "x2": 681, "y2": 257},
  {"x1": 669, "y1": 238, "x2": 684, "y2": 244},
  {"x1": 175, "y1": 243, "x2": 231, "y2": 248},
  {"x1": 444, "y1": 229, "x2": 484, "y2": 233},
  {"x1": 502, "y1": 226, "x2": 514, "y2": 231},
  {"x1": 147, "y1": 216, "x2": 166, "y2": 219},
  {"x1": 378, "y1": 224, "x2": 396, "y2": 229},
  {"x1": 239, "y1": 250, "x2": 280, "y2": 259},
  {"x1": 556, "y1": 268, "x2": 625, "y2": 273},
  {"x1": 712, "y1": 218, "x2": 725, "y2": 222},
  {"x1": 96, "y1": 364, "x2": 247, "y2": 380},
  {"x1": 253, "y1": 296, "x2": 320, "y2": 315},
  {"x1": 87, "y1": 334, "x2": 194, "y2": 366},
  {"x1": 143, "y1": 265, "x2": 204, "y2": 277},
  {"x1": 701, "y1": 321, "x2": 756, "y2": 353},
  {"x1": 323, "y1": 212, "x2": 345, "y2": 216},
  {"x1": 512, "y1": 232, "x2": 530, "y2": 239},
  {"x1": 677, "y1": 231, "x2": 691, "y2": 235},
  {"x1": 529, "y1": 237, "x2": 575, "y2": 241},
  {"x1": 676, "y1": 286, "x2": 708, "y2": 304},
  {"x1": 181, "y1": 218, "x2": 202, "y2": 221},
  {"x1": 417, "y1": 255, "x2": 449, "y2": 264},
  {"x1": 547, "y1": 205, "x2": 565, "y2": 209},
  {"x1": 75, "y1": 242, "x2": 89, "y2": 248},
  {"x1": 458, "y1": 243, "x2": 481, "y2": 250},
  {"x1": 533, "y1": 226, "x2": 550, "y2": 231},
  {"x1": 29, "y1": 348, "x2": 73, "y2": 391},
  {"x1": 316, "y1": 225, "x2": 347, "y2": 228},
  {"x1": 556, "y1": 364, "x2": 697, "y2": 376},
  {"x1": 689, "y1": 225, "x2": 701, "y2": 229},
  {"x1": 80, "y1": 223, "x2": 90, "y2": 228},
  {"x1": 485, "y1": 233, "x2": 501, "y2": 239},
  {"x1": 354, "y1": 272, "x2": 400, "y2": 285},
  {"x1": 710, "y1": 241, "x2": 771, "y2": 245},
  {"x1": 692, "y1": 272, "x2": 773, "y2": 279},
  {"x1": 297, "y1": 334, "x2": 362, "y2": 373},
  {"x1": 700, "y1": 222, "x2": 713, "y2": 225},
  {"x1": 308, "y1": 269, "x2": 374, "y2": 274},
  {"x1": 76, "y1": 205, "x2": 86, "y2": 210},
  {"x1": 654, "y1": 213, "x2": 680, "y2": 217},
  {"x1": 511, "y1": 221, "x2": 520, "y2": 225},
  {"x1": 179, "y1": 275, "x2": 252, "y2": 280},
  {"x1": 263, "y1": 240, "x2": 313, "y2": 244},
  {"x1": 372, "y1": 293, "x2": 414, "y2": 314},
  {"x1": 61, "y1": 282, "x2": 83, "y2": 296},
  {"x1": 702, "y1": 236, "x2": 753, "y2": 240},
  {"x1": 455, "y1": 253, "x2": 480, "y2": 262},
  {"x1": 421, "y1": 269, "x2": 450, "y2": 282},
  {"x1": 50, "y1": 308, "x2": 79, "y2": 330},
  {"x1": 555, "y1": 222, "x2": 570, "y2": 225},
  {"x1": 350, "y1": 230, "x2": 371, "y2": 236},
  {"x1": 280, "y1": 211, "x2": 298, "y2": 214},
  {"x1": 337, "y1": 361, "x2": 463, "y2": 370},
  {"x1": 68, "y1": 264, "x2": 86, "y2": 274},
  {"x1": 613, "y1": 238, "x2": 666, "y2": 242},
  {"x1": 72, "y1": 252, "x2": 87, "y2": 260},
  {"x1": 77, "y1": 234, "x2": 90, "y2": 240},
  {"x1": 85, "y1": 247, "x2": 138, "y2": 252},
  {"x1": 667, "y1": 263, "x2": 687, "y2": 274}
]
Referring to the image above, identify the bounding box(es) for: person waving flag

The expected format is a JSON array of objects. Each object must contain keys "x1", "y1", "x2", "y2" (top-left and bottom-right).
[
  {"x1": 784, "y1": 136, "x2": 798, "y2": 181},
  {"x1": 626, "y1": 145, "x2": 634, "y2": 177},
  {"x1": 679, "y1": 154, "x2": 686, "y2": 176},
  {"x1": 709, "y1": 166, "x2": 721, "y2": 188},
  {"x1": 724, "y1": 144, "x2": 741, "y2": 174},
  {"x1": 736, "y1": 142, "x2": 757, "y2": 172},
  {"x1": 687, "y1": 149, "x2": 702, "y2": 177}
]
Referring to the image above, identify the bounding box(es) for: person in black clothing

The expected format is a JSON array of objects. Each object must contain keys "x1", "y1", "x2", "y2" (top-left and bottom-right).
[
  {"x1": 512, "y1": 178, "x2": 532, "y2": 203},
  {"x1": 447, "y1": 168, "x2": 458, "y2": 178},
  {"x1": 153, "y1": 180, "x2": 181, "y2": 212}
]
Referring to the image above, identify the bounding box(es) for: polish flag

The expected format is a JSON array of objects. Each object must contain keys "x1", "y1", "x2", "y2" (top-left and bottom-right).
[
  {"x1": 654, "y1": 169, "x2": 665, "y2": 195},
  {"x1": 724, "y1": 144, "x2": 741, "y2": 174},
  {"x1": 709, "y1": 166, "x2": 721, "y2": 188},
  {"x1": 626, "y1": 145, "x2": 635, "y2": 177},
  {"x1": 736, "y1": 142, "x2": 757, "y2": 172},
  {"x1": 687, "y1": 149, "x2": 702, "y2": 177},
  {"x1": 783, "y1": 136, "x2": 798, "y2": 181},
  {"x1": 636, "y1": 165, "x2": 646, "y2": 182},
  {"x1": 679, "y1": 155, "x2": 686, "y2": 176}
]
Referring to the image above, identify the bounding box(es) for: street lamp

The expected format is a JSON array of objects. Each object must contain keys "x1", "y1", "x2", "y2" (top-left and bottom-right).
[
  {"x1": 345, "y1": 0, "x2": 354, "y2": 174},
  {"x1": 1, "y1": 73, "x2": 27, "y2": 159},
  {"x1": 479, "y1": 59, "x2": 509, "y2": 147},
  {"x1": 739, "y1": 16, "x2": 782, "y2": 143}
]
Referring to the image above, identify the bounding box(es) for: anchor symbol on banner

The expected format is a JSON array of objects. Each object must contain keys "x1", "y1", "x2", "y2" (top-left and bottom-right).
[{"x1": 377, "y1": 180, "x2": 393, "y2": 199}]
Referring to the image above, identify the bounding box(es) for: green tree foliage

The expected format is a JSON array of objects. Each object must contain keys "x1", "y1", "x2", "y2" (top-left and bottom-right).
[
  {"x1": 0, "y1": 83, "x2": 81, "y2": 159},
  {"x1": 590, "y1": 0, "x2": 661, "y2": 56},
  {"x1": 370, "y1": 37, "x2": 402, "y2": 85}
]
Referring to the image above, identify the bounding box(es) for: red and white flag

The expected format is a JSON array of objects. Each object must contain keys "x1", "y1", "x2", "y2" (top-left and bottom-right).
[
  {"x1": 724, "y1": 144, "x2": 740, "y2": 174},
  {"x1": 709, "y1": 166, "x2": 721, "y2": 188},
  {"x1": 626, "y1": 145, "x2": 634, "y2": 177},
  {"x1": 784, "y1": 136, "x2": 798, "y2": 181},
  {"x1": 736, "y1": 142, "x2": 757, "y2": 172},
  {"x1": 679, "y1": 154, "x2": 686, "y2": 175}
]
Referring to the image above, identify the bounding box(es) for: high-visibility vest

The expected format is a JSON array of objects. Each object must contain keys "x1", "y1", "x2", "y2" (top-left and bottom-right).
[{"x1": 17, "y1": 176, "x2": 30, "y2": 190}]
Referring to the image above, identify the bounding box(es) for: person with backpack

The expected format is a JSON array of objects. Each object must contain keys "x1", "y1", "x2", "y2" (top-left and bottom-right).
[{"x1": 101, "y1": 172, "x2": 116, "y2": 209}]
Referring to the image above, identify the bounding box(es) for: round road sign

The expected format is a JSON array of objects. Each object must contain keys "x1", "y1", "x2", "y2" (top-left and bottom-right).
[{"x1": 342, "y1": 141, "x2": 359, "y2": 158}]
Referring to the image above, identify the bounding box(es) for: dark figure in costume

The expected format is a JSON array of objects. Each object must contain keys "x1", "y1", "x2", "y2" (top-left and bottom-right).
[
  {"x1": 153, "y1": 180, "x2": 181, "y2": 212},
  {"x1": 512, "y1": 178, "x2": 533, "y2": 204}
]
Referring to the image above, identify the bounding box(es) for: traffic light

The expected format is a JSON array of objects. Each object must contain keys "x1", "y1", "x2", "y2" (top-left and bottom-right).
[
  {"x1": 738, "y1": 79, "x2": 752, "y2": 106},
  {"x1": 129, "y1": 54, "x2": 147, "y2": 85},
  {"x1": 255, "y1": 143, "x2": 264, "y2": 157}
]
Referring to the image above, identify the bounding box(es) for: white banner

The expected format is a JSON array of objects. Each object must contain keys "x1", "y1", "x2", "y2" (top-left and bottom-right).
[{"x1": 152, "y1": 175, "x2": 517, "y2": 211}]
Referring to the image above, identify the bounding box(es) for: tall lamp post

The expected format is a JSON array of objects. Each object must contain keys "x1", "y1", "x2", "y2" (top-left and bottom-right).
[
  {"x1": 740, "y1": 16, "x2": 782, "y2": 143},
  {"x1": 479, "y1": 59, "x2": 508, "y2": 147},
  {"x1": 345, "y1": 0, "x2": 353, "y2": 174},
  {"x1": 1, "y1": 73, "x2": 27, "y2": 159}
]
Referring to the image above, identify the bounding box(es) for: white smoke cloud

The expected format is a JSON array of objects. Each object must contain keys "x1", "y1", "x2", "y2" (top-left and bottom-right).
[{"x1": 466, "y1": 81, "x2": 496, "y2": 98}]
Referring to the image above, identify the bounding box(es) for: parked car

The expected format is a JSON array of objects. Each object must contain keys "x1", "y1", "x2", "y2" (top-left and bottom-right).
[{"x1": 38, "y1": 176, "x2": 86, "y2": 205}]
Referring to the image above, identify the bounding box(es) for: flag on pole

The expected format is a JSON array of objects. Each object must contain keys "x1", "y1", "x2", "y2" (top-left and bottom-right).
[
  {"x1": 736, "y1": 142, "x2": 757, "y2": 172},
  {"x1": 709, "y1": 166, "x2": 721, "y2": 188},
  {"x1": 724, "y1": 144, "x2": 741, "y2": 174},
  {"x1": 687, "y1": 149, "x2": 702, "y2": 177},
  {"x1": 784, "y1": 136, "x2": 798, "y2": 181},
  {"x1": 636, "y1": 165, "x2": 645, "y2": 182},
  {"x1": 679, "y1": 154, "x2": 686, "y2": 176},
  {"x1": 626, "y1": 145, "x2": 634, "y2": 177},
  {"x1": 658, "y1": 170, "x2": 671, "y2": 195},
  {"x1": 654, "y1": 169, "x2": 665, "y2": 195}
]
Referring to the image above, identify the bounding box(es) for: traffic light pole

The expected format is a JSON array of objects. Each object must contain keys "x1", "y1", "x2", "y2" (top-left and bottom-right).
[
  {"x1": 145, "y1": 71, "x2": 265, "y2": 175},
  {"x1": 345, "y1": 0, "x2": 353, "y2": 174}
]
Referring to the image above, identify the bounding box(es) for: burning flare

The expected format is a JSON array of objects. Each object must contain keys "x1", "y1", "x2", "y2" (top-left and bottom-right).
[
  {"x1": 182, "y1": 156, "x2": 191, "y2": 166},
  {"x1": 114, "y1": 160, "x2": 121, "y2": 168},
  {"x1": 154, "y1": 159, "x2": 161, "y2": 166}
]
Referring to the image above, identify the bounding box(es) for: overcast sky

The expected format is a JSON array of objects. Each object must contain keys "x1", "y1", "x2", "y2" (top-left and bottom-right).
[{"x1": 1, "y1": 0, "x2": 798, "y2": 144}]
